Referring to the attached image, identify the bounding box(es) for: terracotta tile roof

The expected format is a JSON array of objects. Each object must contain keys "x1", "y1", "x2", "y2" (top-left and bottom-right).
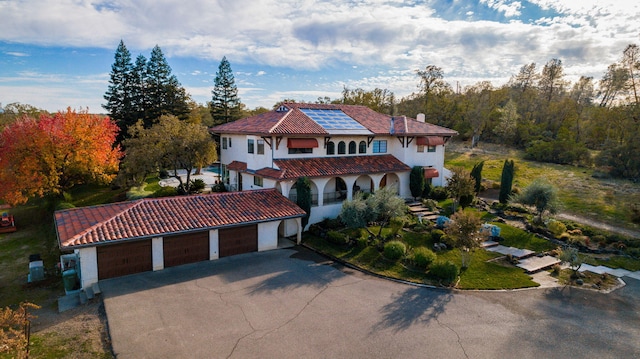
[
  {"x1": 254, "y1": 154, "x2": 410, "y2": 180},
  {"x1": 227, "y1": 161, "x2": 247, "y2": 171},
  {"x1": 55, "y1": 189, "x2": 305, "y2": 249},
  {"x1": 210, "y1": 103, "x2": 457, "y2": 137}
]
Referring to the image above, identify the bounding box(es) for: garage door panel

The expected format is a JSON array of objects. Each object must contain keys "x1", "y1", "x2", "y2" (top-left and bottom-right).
[
  {"x1": 219, "y1": 225, "x2": 258, "y2": 257},
  {"x1": 97, "y1": 240, "x2": 152, "y2": 280},
  {"x1": 163, "y1": 231, "x2": 210, "y2": 268}
]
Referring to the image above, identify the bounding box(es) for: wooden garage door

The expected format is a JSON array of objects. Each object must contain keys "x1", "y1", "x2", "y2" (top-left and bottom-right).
[
  {"x1": 163, "y1": 231, "x2": 210, "y2": 268},
  {"x1": 219, "y1": 224, "x2": 258, "y2": 258},
  {"x1": 97, "y1": 240, "x2": 152, "y2": 280}
]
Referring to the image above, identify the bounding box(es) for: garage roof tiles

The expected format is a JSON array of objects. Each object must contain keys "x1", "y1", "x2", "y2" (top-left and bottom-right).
[{"x1": 55, "y1": 189, "x2": 305, "y2": 249}]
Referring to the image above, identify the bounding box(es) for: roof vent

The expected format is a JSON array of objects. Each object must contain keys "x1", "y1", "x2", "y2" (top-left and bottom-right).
[
  {"x1": 417, "y1": 113, "x2": 426, "y2": 122},
  {"x1": 276, "y1": 105, "x2": 289, "y2": 112}
]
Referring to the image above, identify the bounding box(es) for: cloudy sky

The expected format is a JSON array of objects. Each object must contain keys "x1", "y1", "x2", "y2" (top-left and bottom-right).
[{"x1": 0, "y1": 0, "x2": 638, "y2": 113}]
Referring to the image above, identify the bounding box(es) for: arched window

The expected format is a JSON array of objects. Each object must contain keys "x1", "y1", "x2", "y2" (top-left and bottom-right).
[
  {"x1": 327, "y1": 141, "x2": 335, "y2": 155},
  {"x1": 348, "y1": 141, "x2": 356, "y2": 154},
  {"x1": 338, "y1": 141, "x2": 346, "y2": 154},
  {"x1": 358, "y1": 141, "x2": 367, "y2": 154}
]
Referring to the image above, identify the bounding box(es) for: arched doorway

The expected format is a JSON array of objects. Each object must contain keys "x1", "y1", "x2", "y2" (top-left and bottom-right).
[{"x1": 380, "y1": 173, "x2": 400, "y2": 194}]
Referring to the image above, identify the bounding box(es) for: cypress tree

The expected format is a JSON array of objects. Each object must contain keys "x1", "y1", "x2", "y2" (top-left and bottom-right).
[
  {"x1": 409, "y1": 166, "x2": 425, "y2": 200},
  {"x1": 211, "y1": 56, "x2": 241, "y2": 124},
  {"x1": 296, "y1": 177, "x2": 312, "y2": 229},
  {"x1": 499, "y1": 159, "x2": 515, "y2": 203},
  {"x1": 145, "y1": 45, "x2": 190, "y2": 127},
  {"x1": 470, "y1": 161, "x2": 484, "y2": 194}
]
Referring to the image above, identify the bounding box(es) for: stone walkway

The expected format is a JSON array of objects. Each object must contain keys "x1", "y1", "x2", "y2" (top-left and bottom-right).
[{"x1": 578, "y1": 263, "x2": 640, "y2": 280}]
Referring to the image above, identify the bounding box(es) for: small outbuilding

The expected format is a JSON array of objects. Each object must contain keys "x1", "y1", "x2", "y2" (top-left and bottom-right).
[{"x1": 55, "y1": 189, "x2": 305, "y2": 290}]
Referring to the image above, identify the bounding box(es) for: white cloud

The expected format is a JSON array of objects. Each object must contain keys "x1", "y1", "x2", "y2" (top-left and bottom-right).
[
  {"x1": 4, "y1": 51, "x2": 29, "y2": 57},
  {"x1": 0, "y1": 0, "x2": 638, "y2": 110}
]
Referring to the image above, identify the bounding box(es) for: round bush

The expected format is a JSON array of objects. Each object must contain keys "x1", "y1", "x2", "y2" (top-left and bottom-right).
[
  {"x1": 412, "y1": 247, "x2": 437, "y2": 269},
  {"x1": 326, "y1": 230, "x2": 348, "y2": 245},
  {"x1": 153, "y1": 186, "x2": 178, "y2": 198},
  {"x1": 547, "y1": 220, "x2": 567, "y2": 237},
  {"x1": 431, "y1": 229, "x2": 445, "y2": 242},
  {"x1": 383, "y1": 240, "x2": 407, "y2": 261},
  {"x1": 430, "y1": 260, "x2": 460, "y2": 285}
]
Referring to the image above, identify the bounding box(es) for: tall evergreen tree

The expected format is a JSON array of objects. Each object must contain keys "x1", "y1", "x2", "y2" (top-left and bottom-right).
[
  {"x1": 103, "y1": 40, "x2": 135, "y2": 141},
  {"x1": 295, "y1": 177, "x2": 312, "y2": 229},
  {"x1": 470, "y1": 161, "x2": 484, "y2": 194},
  {"x1": 211, "y1": 56, "x2": 241, "y2": 124},
  {"x1": 409, "y1": 166, "x2": 425, "y2": 200},
  {"x1": 499, "y1": 159, "x2": 515, "y2": 204},
  {"x1": 131, "y1": 54, "x2": 148, "y2": 124}
]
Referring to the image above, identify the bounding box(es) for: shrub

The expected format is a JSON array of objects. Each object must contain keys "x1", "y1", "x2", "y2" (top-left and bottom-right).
[
  {"x1": 412, "y1": 247, "x2": 437, "y2": 269},
  {"x1": 551, "y1": 263, "x2": 561, "y2": 275},
  {"x1": 559, "y1": 232, "x2": 571, "y2": 241},
  {"x1": 189, "y1": 179, "x2": 206, "y2": 193},
  {"x1": 430, "y1": 260, "x2": 460, "y2": 285},
  {"x1": 153, "y1": 186, "x2": 178, "y2": 198},
  {"x1": 326, "y1": 231, "x2": 349, "y2": 245},
  {"x1": 159, "y1": 169, "x2": 169, "y2": 179},
  {"x1": 389, "y1": 218, "x2": 405, "y2": 236},
  {"x1": 412, "y1": 222, "x2": 430, "y2": 232},
  {"x1": 547, "y1": 220, "x2": 567, "y2": 237},
  {"x1": 383, "y1": 240, "x2": 406, "y2": 261},
  {"x1": 630, "y1": 203, "x2": 640, "y2": 224},
  {"x1": 429, "y1": 186, "x2": 449, "y2": 200},
  {"x1": 324, "y1": 218, "x2": 344, "y2": 230},
  {"x1": 459, "y1": 194, "x2": 474, "y2": 208},
  {"x1": 440, "y1": 234, "x2": 456, "y2": 249},
  {"x1": 211, "y1": 182, "x2": 227, "y2": 193},
  {"x1": 431, "y1": 229, "x2": 445, "y2": 242}
]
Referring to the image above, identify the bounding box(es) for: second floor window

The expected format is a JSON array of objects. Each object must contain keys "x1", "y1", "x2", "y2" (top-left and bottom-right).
[
  {"x1": 338, "y1": 141, "x2": 346, "y2": 154},
  {"x1": 359, "y1": 141, "x2": 366, "y2": 153},
  {"x1": 254, "y1": 176, "x2": 263, "y2": 187},
  {"x1": 257, "y1": 139, "x2": 265, "y2": 155},
  {"x1": 373, "y1": 140, "x2": 387, "y2": 153},
  {"x1": 248, "y1": 139, "x2": 255, "y2": 154},
  {"x1": 222, "y1": 137, "x2": 228, "y2": 149},
  {"x1": 327, "y1": 141, "x2": 335, "y2": 155},
  {"x1": 348, "y1": 141, "x2": 356, "y2": 154},
  {"x1": 428, "y1": 146, "x2": 436, "y2": 152}
]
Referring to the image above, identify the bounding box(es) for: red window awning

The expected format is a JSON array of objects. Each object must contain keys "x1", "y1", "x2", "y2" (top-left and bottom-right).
[
  {"x1": 287, "y1": 138, "x2": 319, "y2": 149},
  {"x1": 417, "y1": 136, "x2": 445, "y2": 146},
  {"x1": 424, "y1": 167, "x2": 439, "y2": 178}
]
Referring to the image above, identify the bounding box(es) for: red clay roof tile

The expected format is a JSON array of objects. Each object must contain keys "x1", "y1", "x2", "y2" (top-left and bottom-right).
[
  {"x1": 55, "y1": 189, "x2": 305, "y2": 249},
  {"x1": 253, "y1": 154, "x2": 410, "y2": 180}
]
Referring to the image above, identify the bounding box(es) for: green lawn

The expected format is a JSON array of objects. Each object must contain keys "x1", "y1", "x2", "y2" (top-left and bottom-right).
[
  {"x1": 582, "y1": 255, "x2": 640, "y2": 272},
  {"x1": 304, "y1": 222, "x2": 540, "y2": 290},
  {"x1": 493, "y1": 223, "x2": 558, "y2": 252},
  {"x1": 445, "y1": 146, "x2": 640, "y2": 231}
]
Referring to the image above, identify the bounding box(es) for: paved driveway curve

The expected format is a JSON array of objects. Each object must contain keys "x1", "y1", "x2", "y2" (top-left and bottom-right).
[{"x1": 101, "y1": 247, "x2": 640, "y2": 359}]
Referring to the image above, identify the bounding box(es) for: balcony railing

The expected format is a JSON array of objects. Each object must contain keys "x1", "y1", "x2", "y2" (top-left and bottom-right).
[
  {"x1": 323, "y1": 191, "x2": 347, "y2": 204},
  {"x1": 288, "y1": 193, "x2": 319, "y2": 206}
]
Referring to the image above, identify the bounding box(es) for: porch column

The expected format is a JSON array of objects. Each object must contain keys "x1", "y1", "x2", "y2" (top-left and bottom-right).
[{"x1": 296, "y1": 217, "x2": 302, "y2": 243}]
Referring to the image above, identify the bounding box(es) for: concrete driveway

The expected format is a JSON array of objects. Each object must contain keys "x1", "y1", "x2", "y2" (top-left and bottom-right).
[{"x1": 102, "y1": 247, "x2": 640, "y2": 359}]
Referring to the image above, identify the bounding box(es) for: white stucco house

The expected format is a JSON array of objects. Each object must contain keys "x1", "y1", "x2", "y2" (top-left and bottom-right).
[{"x1": 210, "y1": 103, "x2": 458, "y2": 235}]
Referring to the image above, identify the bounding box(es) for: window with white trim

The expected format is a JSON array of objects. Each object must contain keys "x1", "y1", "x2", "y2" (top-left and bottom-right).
[
  {"x1": 257, "y1": 139, "x2": 265, "y2": 155},
  {"x1": 248, "y1": 139, "x2": 254, "y2": 154},
  {"x1": 372, "y1": 140, "x2": 387, "y2": 153}
]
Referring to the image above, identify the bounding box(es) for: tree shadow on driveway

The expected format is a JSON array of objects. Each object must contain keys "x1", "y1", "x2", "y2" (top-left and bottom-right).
[{"x1": 372, "y1": 286, "x2": 453, "y2": 334}]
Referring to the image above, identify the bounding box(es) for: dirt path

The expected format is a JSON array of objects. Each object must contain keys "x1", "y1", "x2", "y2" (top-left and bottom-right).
[{"x1": 556, "y1": 213, "x2": 640, "y2": 239}]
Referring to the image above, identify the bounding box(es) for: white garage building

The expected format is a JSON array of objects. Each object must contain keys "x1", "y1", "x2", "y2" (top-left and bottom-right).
[{"x1": 55, "y1": 189, "x2": 305, "y2": 290}]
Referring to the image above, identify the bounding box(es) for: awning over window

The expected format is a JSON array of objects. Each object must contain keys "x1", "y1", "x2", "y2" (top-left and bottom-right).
[
  {"x1": 424, "y1": 167, "x2": 439, "y2": 178},
  {"x1": 417, "y1": 136, "x2": 445, "y2": 146},
  {"x1": 287, "y1": 138, "x2": 319, "y2": 148}
]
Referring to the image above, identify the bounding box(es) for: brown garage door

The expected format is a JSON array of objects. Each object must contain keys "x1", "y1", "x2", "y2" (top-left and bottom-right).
[
  {"x1": 163, "y1": 231, "x2": 210, "y2": 268},
  {"x1": 97, "y1": 240, "x2": 152, "y2": 280},
  {"x1": 219, "y1": 224, "x2": 258, "y2": 258}
]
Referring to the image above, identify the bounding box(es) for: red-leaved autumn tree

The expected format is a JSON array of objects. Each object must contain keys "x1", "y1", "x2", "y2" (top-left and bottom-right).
[{"x1": 0, "y1": 108, "x2": 122, "y2": 205}]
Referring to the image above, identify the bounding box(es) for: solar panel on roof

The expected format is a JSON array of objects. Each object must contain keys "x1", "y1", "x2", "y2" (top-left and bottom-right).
[{"x1": 300, "y1": 108, "x2": 366, "y2": 130}]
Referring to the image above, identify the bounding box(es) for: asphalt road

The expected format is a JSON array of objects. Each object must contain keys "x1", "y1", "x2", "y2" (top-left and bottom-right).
[{"x1": 101, "y1": 247, "x2": 640, "y2": 359}]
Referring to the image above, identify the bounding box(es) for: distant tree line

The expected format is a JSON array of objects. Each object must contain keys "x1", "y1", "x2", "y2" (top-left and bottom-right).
[{"x1": 308, "y1": 44, "x2": 640, "y2": 182}]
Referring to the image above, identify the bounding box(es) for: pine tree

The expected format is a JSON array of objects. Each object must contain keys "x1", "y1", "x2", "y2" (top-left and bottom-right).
[
  {"x1": 499, "y1": 159, "x2": 515, "y2": 203},
  {"x1": 131, "y1": 54, "x2": 148, "y2": 125},
  {"x1": 145, "y1": 45, "x2": 190, "y2": 127},
  {"x1": 103, "y1": 40, "x2": 134, "y2": 140},
  {"x1": 211, "y1": 56, "x2": 241, "y2": 124}
]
